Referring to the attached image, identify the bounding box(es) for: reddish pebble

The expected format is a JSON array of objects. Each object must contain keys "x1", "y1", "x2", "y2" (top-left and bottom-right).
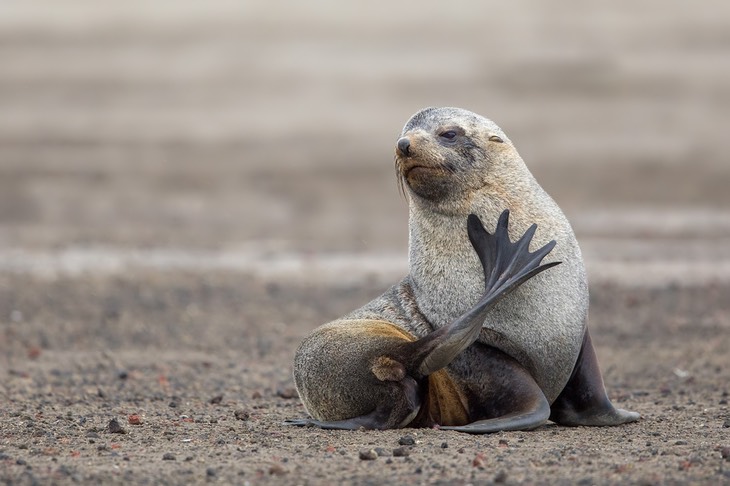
[
  {"x1": 128, "y1": 414, "x2": 142, "y2": 425},
  {"x1": 472, "y1": 453, "x2": 486, "y2": 468}
]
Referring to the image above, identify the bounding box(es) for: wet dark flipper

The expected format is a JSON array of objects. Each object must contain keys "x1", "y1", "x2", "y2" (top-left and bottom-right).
[
  {"x1": 468, "y1": 210, "x2": 561, "y2": 301},
  {"x1": 412, "y1": 210, "x2": 560, "y2": 377},
  {"x1": 550, "y1": 329, "x2": 640, "y2": 426},
  {"x1": 440, "y1": 393, "x2": 550, "y2": 434},
  {"x1": 439, "y1": 344, "x2": 551, "y2": 434}
]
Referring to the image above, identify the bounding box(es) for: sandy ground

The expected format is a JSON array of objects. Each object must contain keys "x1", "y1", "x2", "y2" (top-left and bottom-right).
[{"x1": 1, "y1": 1, "x2": 730, "y2": 484}]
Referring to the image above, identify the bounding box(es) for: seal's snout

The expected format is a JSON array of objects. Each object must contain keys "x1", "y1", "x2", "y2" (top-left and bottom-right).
[{"x1": 396, "y1": 137, "x2": 411, "y2": 157}]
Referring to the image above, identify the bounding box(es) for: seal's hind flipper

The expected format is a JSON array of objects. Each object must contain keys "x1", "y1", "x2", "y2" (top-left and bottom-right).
[
  {"x1": 412, "y1": 210, "x2": 560, "y2": 377},
  {"x1": 549, "y1": 329, "x2": 641, "y2": 426},
  {"x1": 467, "y1": 209, "x2": 560, "y2": 299}
]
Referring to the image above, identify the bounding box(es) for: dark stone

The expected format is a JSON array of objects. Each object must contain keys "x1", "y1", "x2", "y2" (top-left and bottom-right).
[{"x1": 398, "y1": 435, "x2": 416, "y2": 446}]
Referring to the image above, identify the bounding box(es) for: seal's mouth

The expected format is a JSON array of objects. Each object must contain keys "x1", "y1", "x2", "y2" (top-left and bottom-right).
[
  {"x1": 395, "y1": 154, "x2": 454, "y2": 199},
  {"x1": 397, "y1": 157, "x2": 442, "y2": 178}
]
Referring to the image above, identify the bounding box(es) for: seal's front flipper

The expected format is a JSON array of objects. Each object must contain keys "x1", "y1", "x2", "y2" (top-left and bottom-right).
[
  {"x1": 410, "y1": 210, "x2": 560, "y2": 378},
  {"x1": 550, "y1": 329, "x2": 640, "y2": 426},
  {"x1": 440, "y1": 396, "x2": 549, "y2": 434},
  {"x1": 437, "y1": 347, "x2": 551, "y2": 434}
]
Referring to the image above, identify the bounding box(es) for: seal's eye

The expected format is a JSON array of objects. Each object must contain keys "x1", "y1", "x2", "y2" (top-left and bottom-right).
[
  {"x1": 489, "y1": 135, "x2": 504, "y2": 143},
  {"x1": 439, "y1": 130, "x2": 458, "y2": 140}
]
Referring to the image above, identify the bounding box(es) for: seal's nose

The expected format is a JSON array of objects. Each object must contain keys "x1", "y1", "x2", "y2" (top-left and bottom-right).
[{"x1": 396, "y1": 137, "x2": 411, "y2": 157}]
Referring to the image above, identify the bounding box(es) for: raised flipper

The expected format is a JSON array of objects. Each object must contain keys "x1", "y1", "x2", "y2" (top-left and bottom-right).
[
  {"x1": 408, "y1": 209, "x2": 560, "y2": 378},
  {"x1": 550, "y1": 329, "x2": 640, "y2": 426}
]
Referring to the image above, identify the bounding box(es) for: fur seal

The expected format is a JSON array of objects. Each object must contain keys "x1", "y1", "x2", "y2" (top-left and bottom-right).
[{"x1": 287, "y1": 107, "x2": 639, "y2": 433}]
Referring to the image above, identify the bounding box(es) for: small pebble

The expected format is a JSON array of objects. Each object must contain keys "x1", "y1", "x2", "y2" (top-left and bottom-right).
[
  {"x1": 440, "y1": 442, "x2": 448, "y2": 449},
  {"x1": 392, "y1": 447, "x2": 410, "y2": 457},
  {"x1": 472, "y1": 453, "x2": 486, "y2": 468},
  {"x1": 269, "y1": 464, "x2": 287, "y2": 475},
  {"x1": 359, "y1": 449, "x2": 378, "y2": 461},
  {"x1": 107, "y1": 419, "x2": 126, "y2": 434},
  {"x1": 719, "y1": 447, "x2": 730, "y2": 461},
  {"x1": 276, "y1": 388, "x2": 298, "y2": 399},
  {"x1": 234, "y1": 410, "x2": 250, "y2": 421},
  {"x1": 206, "y1": 468, "x2": 217, "y2": 477},
  {"x1": 162, "y1": 453, "x2": 176, "y2": 461},
  {"x1": 495, "y1": 470, "x2": 508, "y2": 483},
  {"x1": 398, "y1": 435, "x2": 415, "y2": 446},
  {"x1": 723, "y1": 419, "x2": 730, "y2": 428},
  {"x1": 374, "y1": 447, "x2": 389, "y2": 457},
  {"x1": 209, "y1": 395, "x2": 223, "y2": 405},
  {"x1": 675, "y1": 440, "x2": 688, "y2": 445}
]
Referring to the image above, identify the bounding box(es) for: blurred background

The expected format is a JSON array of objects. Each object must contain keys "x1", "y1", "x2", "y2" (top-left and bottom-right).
[{"x1": 1, "y1": 0, "x2": 729, "y2": 283}]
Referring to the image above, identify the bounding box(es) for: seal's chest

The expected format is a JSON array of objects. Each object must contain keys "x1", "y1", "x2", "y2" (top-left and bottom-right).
[{"x1": 413, "y1": 252, "x2": 486, "y2": 329}]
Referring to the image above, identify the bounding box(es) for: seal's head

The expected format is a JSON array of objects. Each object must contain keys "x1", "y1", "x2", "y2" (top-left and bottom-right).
[{"x1": 395, "y1": 107, "x2": 514, "y2": 204}]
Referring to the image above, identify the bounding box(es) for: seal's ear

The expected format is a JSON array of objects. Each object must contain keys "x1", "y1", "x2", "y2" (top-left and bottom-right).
[{"x1": 406, "y1": 210, "x2": 561, "y2": 378}]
